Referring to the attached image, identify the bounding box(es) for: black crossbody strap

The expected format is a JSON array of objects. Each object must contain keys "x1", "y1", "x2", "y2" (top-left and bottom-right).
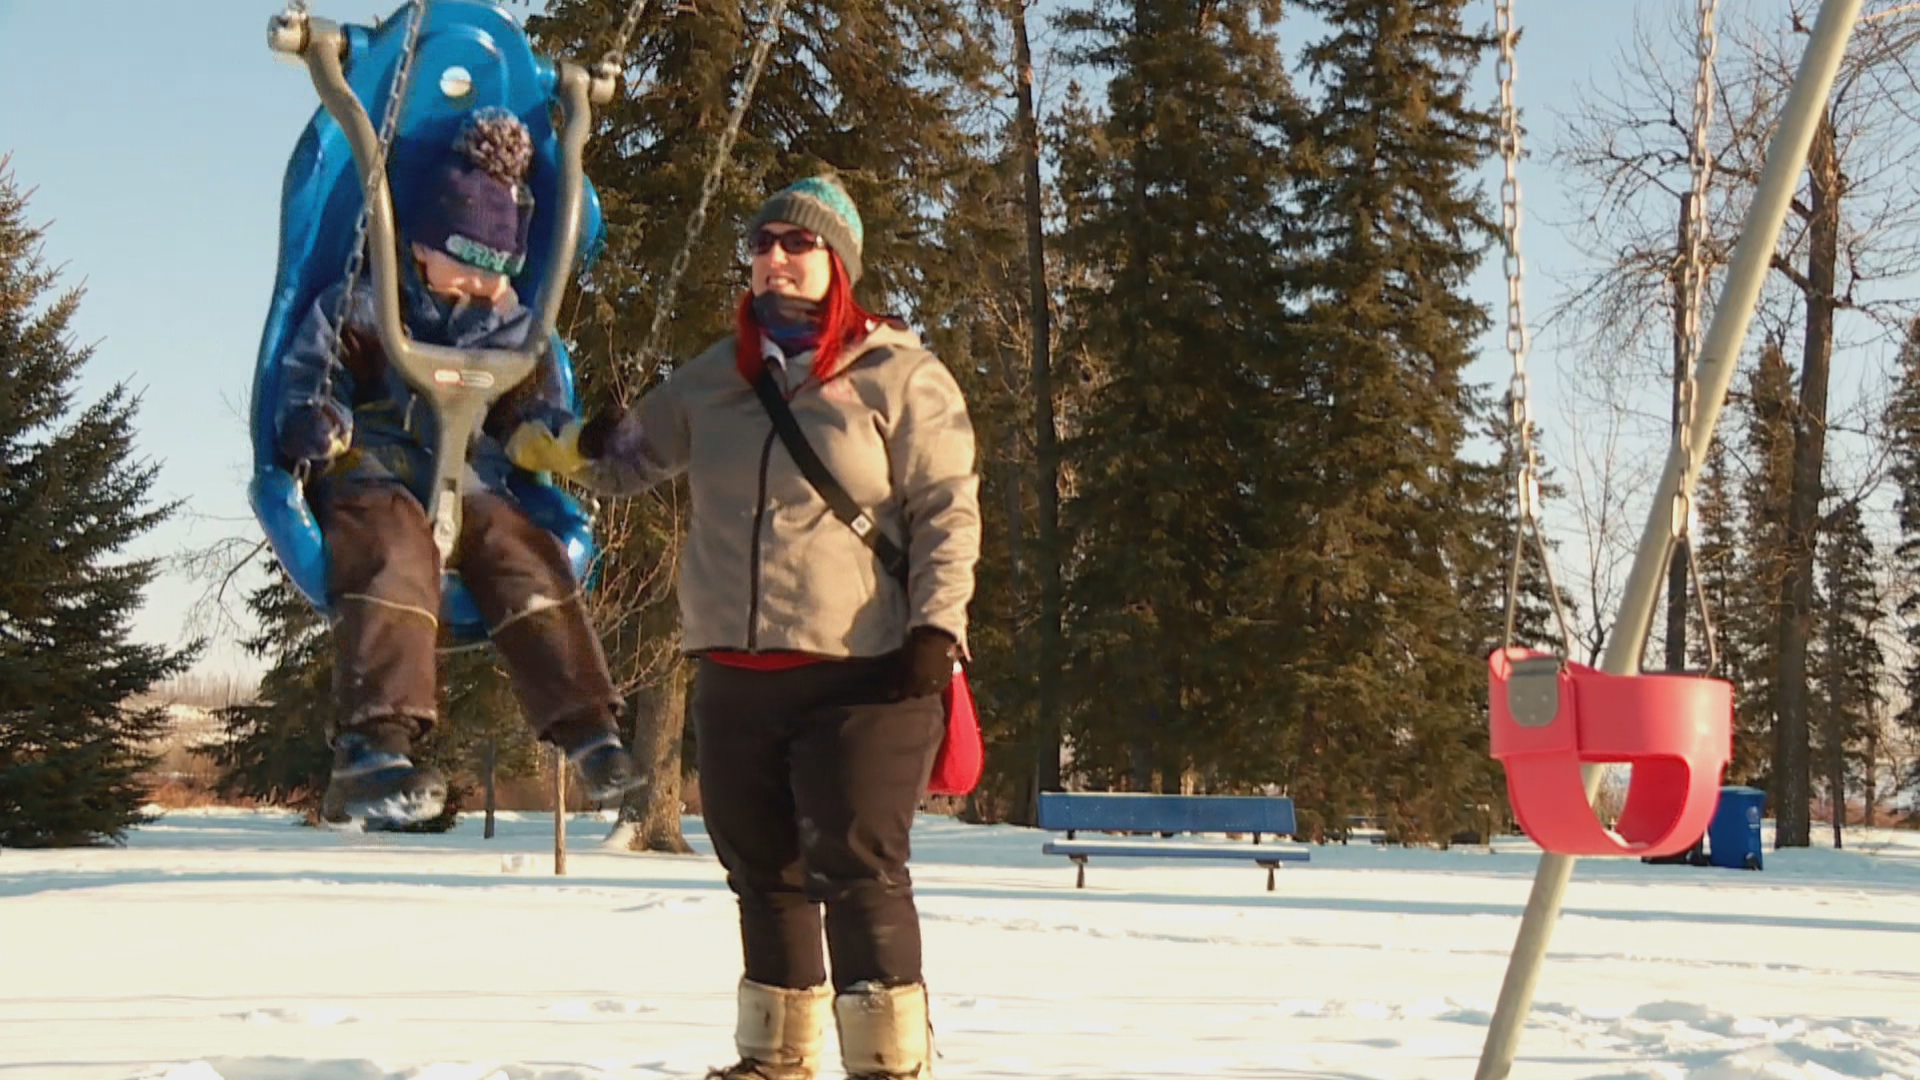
[{"x1": 752, "y1": 367, "x2": 910, "y2": 581}]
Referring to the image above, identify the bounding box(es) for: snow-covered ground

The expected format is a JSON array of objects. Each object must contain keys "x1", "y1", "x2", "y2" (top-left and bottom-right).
[{"x1": 2, "y1": 808, "x2": 1916, "y2": 1080}]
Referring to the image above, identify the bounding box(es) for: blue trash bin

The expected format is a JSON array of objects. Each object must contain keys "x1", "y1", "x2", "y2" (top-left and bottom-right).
[{"x1": 1708, "y1": 786, "x2": 1766, "y2": 870}]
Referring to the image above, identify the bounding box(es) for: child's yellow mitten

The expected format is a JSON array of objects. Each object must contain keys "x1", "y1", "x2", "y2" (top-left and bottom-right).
[{"x1": 506, "y1": 419, "x2": 587, "y2": 476}]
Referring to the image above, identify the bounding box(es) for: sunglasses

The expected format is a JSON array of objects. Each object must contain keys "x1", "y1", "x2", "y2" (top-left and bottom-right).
[{"x1": 750, "y1": 228, "x2": 828, "y2": 256}]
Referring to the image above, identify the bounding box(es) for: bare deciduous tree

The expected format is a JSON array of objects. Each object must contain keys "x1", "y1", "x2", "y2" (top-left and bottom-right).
[{"x1": 1551, "y1": 2, "x2": 1920, "y2": 846}]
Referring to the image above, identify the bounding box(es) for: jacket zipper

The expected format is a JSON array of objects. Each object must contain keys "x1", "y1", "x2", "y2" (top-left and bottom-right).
[{"x1": 745, "y1": 427, "x2": 778, "y2": 650}]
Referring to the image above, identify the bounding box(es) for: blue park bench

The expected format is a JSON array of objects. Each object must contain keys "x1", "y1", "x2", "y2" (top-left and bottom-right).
[{"x1": 1037, "y1": 791, "x2": 1311, "y2": 891}]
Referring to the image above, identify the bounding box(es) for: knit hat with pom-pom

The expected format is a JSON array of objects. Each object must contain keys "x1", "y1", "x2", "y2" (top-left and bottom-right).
[
  {"x1": 411, "y1": 107, "x2": 535, "y2": 275},
  {"x1": 748, "y1": 174, "x2": 866, "y2": 284}
]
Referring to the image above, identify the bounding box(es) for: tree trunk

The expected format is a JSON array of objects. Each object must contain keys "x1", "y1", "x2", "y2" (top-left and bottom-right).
[
  {"x1": 1829, "y1": 746, "x2": 1844, "y2": 849},
  {"x1": 1666, "y1": 192, "x2": 1693, "y2": 673},
  {"x1": 1863, "y1": 726, "x2": 1877, "y2": 828},
  {"x1": 1866, "y1": 718, "x2": 1881, "y2": 826},
  {"x1": 997, "y1": 413, "x2": 1036, "y2": 822},
  {"x1": 619, "y1": 657, "x2": 694, "y2": 854},
  {"x1": 1011, "y1": 0, "x2": 1065, "y2": 808},
  {"x1": 1824, "y1": 614, "x2": 1844, "y2": 851},
  {"x1": 482, "y1": 737, "x2": 497, "y2": 840},
  {"x1": 1128, "y1": 718, "x2": 1154, "y2": 793},
  {"x1": 1773, "y1": 114, "x2": 1839, "y2": 850},
  {"x1": 1123, "y1": 0, "x2": 1155, "y2": 800},
  {"x1": 1127, "y1": 654, "x2": 1155, "y2": 793},
  {"x1": 554, "y1": 748, "x2": 568, "y2": 876}
]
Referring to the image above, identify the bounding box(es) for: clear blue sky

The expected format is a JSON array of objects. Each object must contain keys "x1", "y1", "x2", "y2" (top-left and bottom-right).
[{"x1": 0, "y1": 1, "x2": 1739, "y2": 680}]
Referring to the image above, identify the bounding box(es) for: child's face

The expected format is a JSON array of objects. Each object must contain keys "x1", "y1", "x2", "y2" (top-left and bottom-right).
[{"x1": 412, "y1": 243, "x2": 513, "y2": 306}]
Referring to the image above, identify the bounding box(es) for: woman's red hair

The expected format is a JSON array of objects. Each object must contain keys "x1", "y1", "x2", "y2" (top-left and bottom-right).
[{"x1": 735, "y1": 253, "x2": 874, "y2": 385}]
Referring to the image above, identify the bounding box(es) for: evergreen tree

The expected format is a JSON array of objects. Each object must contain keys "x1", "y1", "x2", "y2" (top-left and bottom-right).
[
  {"x1": 211, "y1": 570, "x2": 332, "y2": 808},
  {"x1": 1005, "y1": 0, "x2": 1071, "y2": 818},
  {"x1": 1690, "y1": 435, "x2": 1738, "y2": 669},
  {"x1": 1473, "y1": 395, "x2": 1576, "y2": 660},
  {"x1": 1735, "y1": 342, "x2": 1797, "y2": 796},
  {"x1": 529, "y1": 0, "x2": 994, "y2": 340},
  {"x1": 1462, "y1": 394, "x2": 1577, "y2": 836},
  {"x1": 0, "y1": 162, "x2": 196, "y2": 847},
  {"x1": 1265, "y1": 0, "x2": 1499, "y2": 839},
  {"x1": 1689, "y1": 434, "x2": 1762, "y2": 778},
  {"x1": 885, "y1": 0, "x2": 1095, "y2": 824},
  {"x1": 1885, "y1": 318, "x2": 1920, "y2": 795},
  {"x1": 432, "y1": 650, "x2": 547, "y2": 820},
  {"x1": 1051, "y1": 0, "x2": 1303, "y2": 796},
  {"x1": 1811, "y1": 501, "x2": 1882, "y2": 846},
  {"x1": 910, "y1": 119, "x2": 1050, "y2": 821}
]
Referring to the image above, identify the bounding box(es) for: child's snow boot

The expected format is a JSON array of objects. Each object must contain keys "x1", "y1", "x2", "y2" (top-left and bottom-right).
[
  {"x1": 547, "y1": 711, "x2": 644, "y2": 802},
  {"x1": 320, "y1": 718, "x2": 447, "y2": 829},
  {"x1": 566, "y1": 731, "x2": 643, "y2": 801}
]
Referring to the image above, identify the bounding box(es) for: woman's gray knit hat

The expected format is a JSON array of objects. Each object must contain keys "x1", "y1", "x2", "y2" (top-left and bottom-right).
[{"x1": 747, "y1": 174, "x2": 865, "y2": 284}]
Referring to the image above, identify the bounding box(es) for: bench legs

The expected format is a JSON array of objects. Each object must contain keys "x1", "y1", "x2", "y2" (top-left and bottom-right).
[{"x1": 1057, "y1": 854, "x2": 1290, "y2": 891}]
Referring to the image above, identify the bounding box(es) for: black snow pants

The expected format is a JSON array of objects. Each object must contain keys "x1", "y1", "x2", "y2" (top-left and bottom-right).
[{"x1": 693, "y1": 655, "x2": 946, "y2": 992}]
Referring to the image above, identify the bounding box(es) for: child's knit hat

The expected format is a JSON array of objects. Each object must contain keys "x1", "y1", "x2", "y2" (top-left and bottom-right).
[{"x1": 412, "y1": 107, "x2": 535, "y2": 276}]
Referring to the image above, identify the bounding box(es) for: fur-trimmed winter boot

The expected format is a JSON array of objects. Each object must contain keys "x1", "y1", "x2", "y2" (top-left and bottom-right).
[
  {"x1": 706, "y1": 978, "x2": 833, "y2": 1080},
  {"x1": 835, "y1": 982, "x2": 932, "y2": 1079}
]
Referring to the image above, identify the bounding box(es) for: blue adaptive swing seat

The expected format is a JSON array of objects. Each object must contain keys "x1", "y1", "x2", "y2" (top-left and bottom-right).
[{"x1": 250, "y1": 0, "x2": 606, "y2": 643}]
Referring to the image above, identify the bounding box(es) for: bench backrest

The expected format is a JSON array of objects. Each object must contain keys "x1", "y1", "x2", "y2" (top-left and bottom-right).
[{"x1": 1038, "y1": 792, "x2": 1297, "y2": 836}]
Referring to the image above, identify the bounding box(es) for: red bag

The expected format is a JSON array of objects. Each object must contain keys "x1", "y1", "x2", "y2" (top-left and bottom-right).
[{"x1": 928, "y1": 664, "x2": 983, "y2": 796}]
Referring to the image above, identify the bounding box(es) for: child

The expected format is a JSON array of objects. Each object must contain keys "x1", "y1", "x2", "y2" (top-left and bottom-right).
[{"x1": 275, "y1": 108, "x2": 636, "y2": 828}]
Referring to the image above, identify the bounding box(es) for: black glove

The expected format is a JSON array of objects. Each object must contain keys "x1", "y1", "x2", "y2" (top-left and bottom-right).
[
  {"x1": 576, "y1": 402, "x2": 627, "y2": 461},
  {"x1": 899, "y1": 626, "x2": 957, "y2": 700},
  {"x1": 279, "y1": 400, "x2": 351, "y2": 467}
]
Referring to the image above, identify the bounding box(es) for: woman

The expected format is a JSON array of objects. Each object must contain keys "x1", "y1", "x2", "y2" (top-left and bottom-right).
[{"x1": 531, "y1": 174, "x2": 978, "y2": 1079}]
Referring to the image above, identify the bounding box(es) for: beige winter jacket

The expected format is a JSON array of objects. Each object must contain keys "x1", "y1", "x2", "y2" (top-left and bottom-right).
[{"x1": 580, "y1": 320, "x2": 979, "y2": 658}]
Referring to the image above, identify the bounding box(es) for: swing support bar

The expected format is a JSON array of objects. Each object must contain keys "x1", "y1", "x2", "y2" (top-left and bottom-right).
[
  {"x1": 270, "y1": 13, "x2": 602, "y2": 559},
  {"x1": 1474, "y1": 2, "x2": 1863, "y2": 1077}
]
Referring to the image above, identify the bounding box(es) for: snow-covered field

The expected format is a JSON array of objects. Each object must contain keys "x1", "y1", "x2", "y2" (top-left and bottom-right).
[{"x1": 2, "y1": 808, "x2": 1916, "y2": 1080}]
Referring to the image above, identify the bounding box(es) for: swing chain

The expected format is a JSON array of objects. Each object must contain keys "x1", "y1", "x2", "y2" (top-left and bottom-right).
[
  {"x1": 1494, "y1": 0, "x2": 1577, "y2": 660},
  {"x1": 602, "y1": 0, "x2": 656, "y2": 74},
  {"x1": 323, "y1": 0, "x2": 430, "y2": 401},
  {"x1": 633, "y1": 0, "x2": 791, "y2": 382},
  {"x1": 1673, "y1": 0, "x2": 1723, "y2": 674},
  {"x1": 1674, "y1": 0, "x2": 1719, "y2": 539}
]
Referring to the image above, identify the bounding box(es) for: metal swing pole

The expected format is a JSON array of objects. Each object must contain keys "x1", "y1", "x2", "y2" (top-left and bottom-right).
[{"x1": 1473, "y1": 2, "x2": 1865, "y2": 1078}]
